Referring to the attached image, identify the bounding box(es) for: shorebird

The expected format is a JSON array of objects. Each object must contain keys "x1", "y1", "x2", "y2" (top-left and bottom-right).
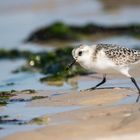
[{"x1": 67, "y1": 44, "x2": 140, "y2": 102}]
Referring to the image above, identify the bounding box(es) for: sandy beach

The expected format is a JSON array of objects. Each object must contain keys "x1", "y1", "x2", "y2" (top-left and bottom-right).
[{"x1": 1, "y1": 73, "x2": 140, "y2": 140}]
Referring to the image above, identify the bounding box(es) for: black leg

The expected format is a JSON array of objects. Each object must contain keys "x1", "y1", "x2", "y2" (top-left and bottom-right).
[
  {"x1": 85, "y1": 74, "x2": 106, "y2": 91},
  {"x1": 130, "y1": 77, "x2": 140, "y2": 102}
]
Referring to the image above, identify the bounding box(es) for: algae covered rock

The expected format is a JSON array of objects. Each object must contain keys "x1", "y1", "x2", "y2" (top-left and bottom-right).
[
  {"x1": 27, "y1": 47, "x2": 87, "y2": 83},
  {"x1": 0, "y1": 46, "x2": 88, "y2": 84},
  {"x1": 0, "y1": 91, "x2": 16, "y2": 106},
  {"x1": 26, "y1": 22, "x2": 79, "y2": 42},
  {"x1": 26, "y1": 22, "x2": 140, "y2": 43},
  {"x1": 28, "y1": 47, "x2": 87, "y2": 75},
  {"x1": 29, "y1": 116, "x2": 49, "y2": 125}
]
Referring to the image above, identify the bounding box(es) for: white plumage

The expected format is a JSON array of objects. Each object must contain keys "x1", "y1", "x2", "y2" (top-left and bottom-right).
[{"x1": 71, "y1": 44, "x2": 140, "y2": 102}]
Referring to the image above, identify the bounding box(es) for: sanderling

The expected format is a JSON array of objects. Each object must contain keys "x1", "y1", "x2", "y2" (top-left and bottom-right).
[{"x1": 67, "y1": 44, "x2": 140, "y2": 102}]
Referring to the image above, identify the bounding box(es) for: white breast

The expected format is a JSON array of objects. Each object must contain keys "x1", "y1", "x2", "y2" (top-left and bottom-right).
[{"x1": 89, "y1": 50, "x2": 119, "y2": 74}]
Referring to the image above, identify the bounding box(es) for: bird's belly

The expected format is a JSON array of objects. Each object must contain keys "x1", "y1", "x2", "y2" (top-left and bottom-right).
[
  {"x1": 90, "y1": 65, "x2": 118, "y2": 74},
  {"x1": 80, "y1": 62, "x2": 118, "y2": 74}
]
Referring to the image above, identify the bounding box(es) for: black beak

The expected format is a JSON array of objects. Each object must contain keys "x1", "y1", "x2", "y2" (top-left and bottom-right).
[{"x1": 66, "y1": 59, "x2": 76, "y2": 70}]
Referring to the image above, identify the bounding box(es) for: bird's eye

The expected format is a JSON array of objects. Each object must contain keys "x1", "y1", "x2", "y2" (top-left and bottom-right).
[{"x1": 78, "y1": 51, "x2": 82, "y2": 56}]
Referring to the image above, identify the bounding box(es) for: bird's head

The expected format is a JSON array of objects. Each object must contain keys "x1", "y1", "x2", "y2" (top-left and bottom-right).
[
  {"x1": 66, "y1": 44, "x2": 93, "y2": 70},
  {"x1": 72, "y1": 44, "x2": 92, "y2": 63}
]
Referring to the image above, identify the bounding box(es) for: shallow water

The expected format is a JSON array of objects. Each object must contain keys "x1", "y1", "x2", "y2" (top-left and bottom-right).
[
  {"x1": 115, "y1": 95, "x2": 138, "y2": 105},
  {"x1": 0, "y1": 102, "x2": 81, "y2": 138},
  {"x1": 0, "y1": 59, "x2": 73, "y2": 91},
  {"x1": 78, "y1": 76, "x2": 140, "y2": 91}
]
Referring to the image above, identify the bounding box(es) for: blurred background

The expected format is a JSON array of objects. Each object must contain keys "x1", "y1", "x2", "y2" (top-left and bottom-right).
[
  {"x1": 0, "y1": 0, "x2": 140, "y2": 91},
  {"x1": 1, "y1": 0, "x2": 140, "y2": 47}
]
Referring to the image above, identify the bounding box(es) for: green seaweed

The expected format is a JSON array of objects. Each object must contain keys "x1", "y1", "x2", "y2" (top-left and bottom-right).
[
  {"x1": 29, "y1": 117, "x2": 49, "y2": 125},
  {"x1": 0, "y1": 90, "x2": 45, "y2": 105},
  {"x1": 26, "y1": 22, "x2": 79, "y2": 42},
  {"x1": 0, "y1": 115, "x2": 25, "y2": 125},
  {"x1": 0, "y1": 101, "x2": 7, "y2": 106},
  {"x1": 0, "y1": 91, "x2": 16, "y2": 106},
  {"x1": 0, "y1": 47, "x2": 89, "y2": 82},
  {"x1": 27, "y1": 47, "x2": 87, "y2": 79},
  {"x1": 0, "y1": 49, "x2": 32, "y2": 59},
  {"x1": 25, "y1": 22, "x2": 140, "y2": 42},
  {"x1": 31, "y1": 96, "x2": 48, "y2": 100},
  {"x1": 0, "y1": 44, "x2": 94, "y2": 84},
  {"x1": 40, "y1": 74, "x2": 65, "y2": 86}
]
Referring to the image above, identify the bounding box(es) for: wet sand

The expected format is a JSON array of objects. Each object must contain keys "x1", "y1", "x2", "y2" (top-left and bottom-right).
[{"x1": 1, "y1": 73, "x2": 140, "y2": 140}]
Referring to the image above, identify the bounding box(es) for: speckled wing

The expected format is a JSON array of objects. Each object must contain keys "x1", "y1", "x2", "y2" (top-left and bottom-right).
[{"x1": 96, "y1": 44, "x2": 140, "y2": 65}]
